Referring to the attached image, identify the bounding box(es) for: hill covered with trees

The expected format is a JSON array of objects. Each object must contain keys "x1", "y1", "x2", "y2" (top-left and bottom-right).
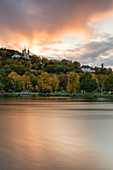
[{"x1": 0, "y1": 48, "x2": 113, "y2": 94}]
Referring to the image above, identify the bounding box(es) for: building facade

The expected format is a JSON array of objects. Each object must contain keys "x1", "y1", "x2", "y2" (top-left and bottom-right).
[
  {"x1": 81, "y1": 65, "x2": 95, "y2": 72},
  {"x1": 12, "y1": 48, "x2": 30, "y2": 59}
]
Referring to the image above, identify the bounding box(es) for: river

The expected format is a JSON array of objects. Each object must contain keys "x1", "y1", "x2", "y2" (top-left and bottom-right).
[{"x1": 0, "y1": 97, "x2": 113, "y2": 170}]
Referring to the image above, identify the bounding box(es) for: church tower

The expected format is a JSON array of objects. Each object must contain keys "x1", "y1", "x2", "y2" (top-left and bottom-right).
[
  {"x1": 21, "y1": 47, "x2": 30, "y2": 59},
  {"x1": 24, "y1": 48, "x2": 26, "y2": 57},
  {"x1": 27, "y1": 48, "x2": 30, "y2": 57}
]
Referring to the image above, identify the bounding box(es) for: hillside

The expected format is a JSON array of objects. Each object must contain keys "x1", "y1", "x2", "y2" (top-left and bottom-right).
[{"x1": 0, "y1": 48, "x2": 113, "y2": 93}]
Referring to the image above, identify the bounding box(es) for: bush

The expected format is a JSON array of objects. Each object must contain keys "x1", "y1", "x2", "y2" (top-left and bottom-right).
[{"x1": 44, "y1": 88, "x2": 52, "y2": 93}]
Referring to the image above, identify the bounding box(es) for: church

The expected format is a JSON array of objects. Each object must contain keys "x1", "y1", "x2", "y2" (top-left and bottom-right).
[
  {"x1": 22, "y1": 48, "x2": 30, "y2": 59},
  {"x1": 12, "y1": 48, "x2": 30, "y2": 59}
]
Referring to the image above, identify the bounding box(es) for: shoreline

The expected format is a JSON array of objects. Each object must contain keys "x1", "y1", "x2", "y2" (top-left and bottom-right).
[{"x1": 0, "y1": 92, "x2": 113, "y2": 98}]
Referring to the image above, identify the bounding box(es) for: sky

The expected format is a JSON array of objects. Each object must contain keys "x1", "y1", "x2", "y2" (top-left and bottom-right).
[{"x1": 0, "y1": 0, "x2": 113, "y2": 67}]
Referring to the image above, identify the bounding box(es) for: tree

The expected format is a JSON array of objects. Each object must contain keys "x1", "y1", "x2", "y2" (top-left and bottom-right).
[
  {"x1": 14, "y1": 65, "x2": 26, "y2": 75},
  {"x1": 4, "y1": 77, "x2": 14, "y2": 91},
  {"x1": 35, "y1": 85, "x2": 39, "y2": 92},
  {"x1": 45, "y1": 65, "x2": 55, "y2": 73},
  {"x1": 26, "y1": 61, "x2": 32, "y2": 70},
  {"x1": 0, "y1": 69, "x2": 7, "y2": 83},
  {"x1": 41, "y1": 57, "x2": 49, "y2": 67},
  {"x1": 54, "y1": 65, "x2": 64, "y2": 74},
  {"x1": 103, "y1": 74, "x2": 113, "y2": 92},
  {"x1": 96, "y1": 74, "x2": 106, "y2": 93},
  {"x1": 31, "y1": 55, "x2": 41, "y2": 64},
  {"x1": 22, "y1": 74, "x2": 31, "y2": 90},
  {"x1": 32, "y1": 63, "x2": 38, "y2": 70},
  {"x1": 80, "y1": 72, "x2": 98, "y2": 93},
  {"x1": 51, "y1": 74, "x2": 59, "y2": 91},
  {"x1": 8, "y1": 71, "x2": 22, "y2": 91},
  {"x1": 30, "y1": 74, "x2": 38, "y2": 89},
  {"x1": 67, "y1": 72, "x2": 80, "y2": 92},
  {"x1": 0, "y1": 83, "x2": 3, "y2": 91},
  {"x1": 73, "y1": 61, "x2": 80, "y2": 69},
  {"x1": 38, "y1": 72, "x2": 52, "y2": 92},
  {"x1": 8, "y1": 71, "x2": 19, "y2": 79},
  {"x1": 60, "y1": 59, "x2": 72, "y2": 67},
  {"x1": 59, "y1": 74, "x2": 68, "y2": 91}
]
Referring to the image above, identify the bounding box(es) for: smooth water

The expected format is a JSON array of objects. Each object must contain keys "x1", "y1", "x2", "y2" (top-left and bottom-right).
[{"x1": 0, "y1": 97, "x2": 113, "y2": 170}]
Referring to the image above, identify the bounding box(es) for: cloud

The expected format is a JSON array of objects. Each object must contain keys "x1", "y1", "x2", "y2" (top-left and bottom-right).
[
  {"x1": 39, "y1": 34, "x2": 113, "y2": 67},
  {"x1": 0, "y1": 0, "x2": 113, "y2": 39},
  {"x1": 0, "y1": 0, "x2": 113, "y2": 67},
  {"x1": 79, "y1": 36, "x2": 113, "y2": 61}
]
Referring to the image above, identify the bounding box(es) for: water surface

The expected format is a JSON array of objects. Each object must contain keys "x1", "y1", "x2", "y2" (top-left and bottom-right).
[{"x1": 0, "y1": 97, "x2": 113, "y2": 170}]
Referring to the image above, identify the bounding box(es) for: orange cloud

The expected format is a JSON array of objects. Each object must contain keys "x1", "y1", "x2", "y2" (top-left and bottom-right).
[{"x1": 0, "y1": 0, "x2": 113, "y2": 43}]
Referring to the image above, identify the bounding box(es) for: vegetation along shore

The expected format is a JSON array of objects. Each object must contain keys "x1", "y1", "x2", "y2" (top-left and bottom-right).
[{"x1": 0, "y1": 48, "x2": 113, "y2": 96}]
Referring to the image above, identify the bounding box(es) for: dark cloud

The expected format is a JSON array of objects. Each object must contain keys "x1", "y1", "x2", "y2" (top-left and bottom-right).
[
  {"x1": 0, "y1": 0, "x2": 113, "y2": 38},
  {"x1": 0, "y1": 0, "x2": 113, "y2": 67},
  {"x1": 79, "y1": 36, "x2": 113, "y2": 61},
  {"x1": 71, "y1": 35, "x2": 113, "y2": 66}
]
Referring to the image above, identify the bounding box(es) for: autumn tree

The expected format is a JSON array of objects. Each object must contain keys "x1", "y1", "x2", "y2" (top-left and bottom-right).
[
  {"x1": 8, "y1": 71, "x2": 22, "y2": 91},
  {"x1": 38, "y1": 72, "x2": 52, "y2": 92},
  {"x1": 22, "y1": 74, "x2": 31, "y2": 91},
  {"x1": 51, "y1": 74, "x2": 59, "y2": 91},
  {"x1": 67, "y1": 72, "x2": 80, "y2": 92},
  {"x1": 59, "y1": 74, "x2": 68, "y2": 91}
]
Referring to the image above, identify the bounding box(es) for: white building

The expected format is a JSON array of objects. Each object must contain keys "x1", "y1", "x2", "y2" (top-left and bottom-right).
[
  {"x1": 11, "y1": 52, "x2": 21, "y2": 58},
  {"x1": 81, "y1": 65, "x2": 95, "y2": 72}
]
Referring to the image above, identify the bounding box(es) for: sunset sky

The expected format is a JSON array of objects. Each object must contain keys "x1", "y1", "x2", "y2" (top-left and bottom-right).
[{"x1": 0, "y1": 0, "x2": 113, "y2": 67}]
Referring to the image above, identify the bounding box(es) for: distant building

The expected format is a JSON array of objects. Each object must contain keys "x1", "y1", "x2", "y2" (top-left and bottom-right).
[
  {"x1": 11, "y1": 52, "x2": 21, "y2": 58},
  {"x1": 12, "y1": 48, "x2": 30, "y2": 59},
  {"x1": 22, "y1": 48, "x2": 30, "y2": 59},
  {"x1": 81, "y1": 65, "x2": 95, "y2": 72}
]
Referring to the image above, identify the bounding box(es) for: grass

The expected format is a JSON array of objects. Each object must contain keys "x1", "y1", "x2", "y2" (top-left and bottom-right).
[
  {"x1": 38, "y1": 92, "x2": 113, "y2": 98},
  {"x1": 1, "y1": 92, "x2": 113, "y2": 98}
]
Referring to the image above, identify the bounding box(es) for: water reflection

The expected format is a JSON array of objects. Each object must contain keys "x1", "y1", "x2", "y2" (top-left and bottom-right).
[{"x1": 0, "y1": 97, "x2": 113, "y2": 170}]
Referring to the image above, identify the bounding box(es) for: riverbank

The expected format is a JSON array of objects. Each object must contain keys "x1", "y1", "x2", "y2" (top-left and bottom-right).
[
  {"x1": 0, "y1": 92, "x2": 113, "y2": 98},
  {"x1": 0, "y1": 92, "x2": 39, "y2": 97}
]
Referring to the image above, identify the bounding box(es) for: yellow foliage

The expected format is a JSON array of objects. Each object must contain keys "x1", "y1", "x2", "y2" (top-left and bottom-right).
[
  {"x1": 51, "y1": 74, "x2": 59, "y2": 91},
  {"x1": 38, "y1": 72, "x2": 52, "y2": 86},
  {"x1": 35, "y1": 85, "x2": 39, "y2": 92},
  {"x1": 92, "y1": 73, "x2": 98, "y2": 83},
  {"x1": 67, "y1": 72, "x2": 80, "y2": 92},
  {"x1": 8, "y1": 71, "x2": 19, "y2": 79}
]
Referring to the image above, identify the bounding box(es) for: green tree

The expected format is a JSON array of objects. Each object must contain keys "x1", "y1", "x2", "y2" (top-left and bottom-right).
[
  {"x1": 54, "y1": 65, "x2": 64, "y2": 74},
  {"x1": 80, "y1": 72, "x2": 98, "y2": 93},
  {"x1": 61, "y1": 59, "x2": 72, "y2": 67},
  {"x1": 0, "y1": 83, "x2": 3, "y2": 91},
  {"x1": 45, "y1": 65, "x2": 55, "y2": 73},
  {"x1": 73, "y1": 61, "x2": 80, "y2": 69},
  {"x1": 103, "y1": 74, "x2": 113, "y2": 92}
]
